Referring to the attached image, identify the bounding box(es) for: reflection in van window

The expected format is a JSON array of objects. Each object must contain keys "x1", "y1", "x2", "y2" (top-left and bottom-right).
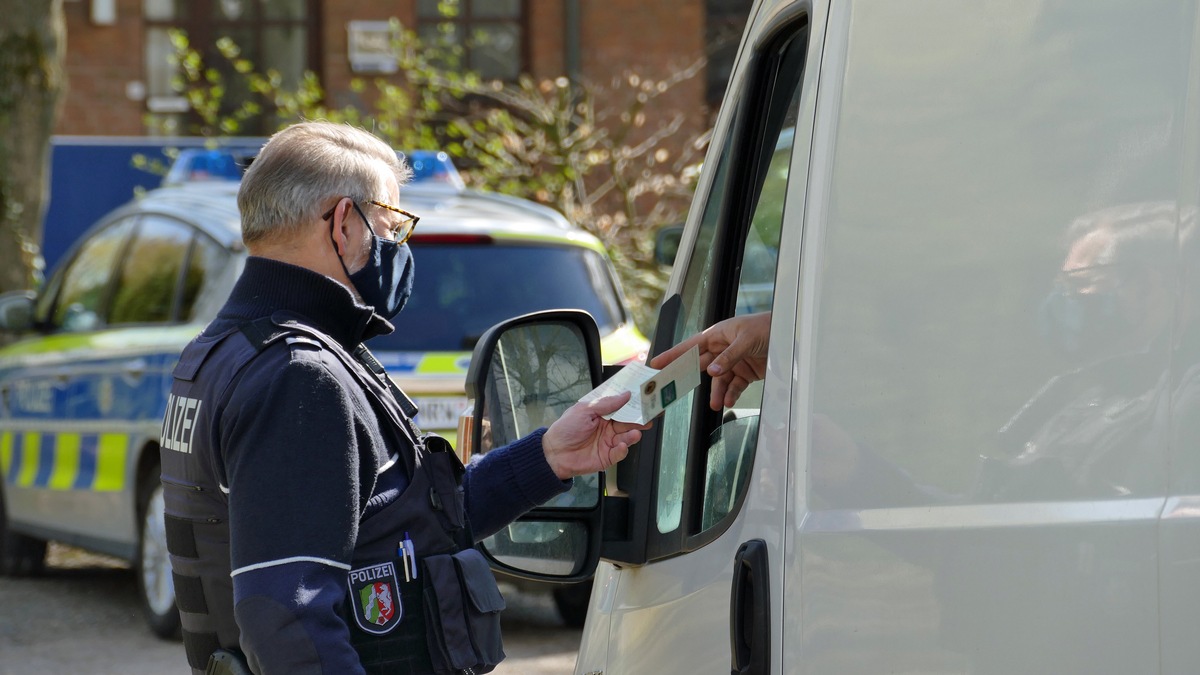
[
  {"x1": 701, "y1": 416, "x2": 759, "y2": 530},
  {"x1": 655, "y1": 27, "x2": 805, "y2": 535},
  {"x1": 737, "y1": 131, "x2": 790, "y2": 315},
  {"x1": 811, "y1": 198, "x2": 1180, "y2": 506}
]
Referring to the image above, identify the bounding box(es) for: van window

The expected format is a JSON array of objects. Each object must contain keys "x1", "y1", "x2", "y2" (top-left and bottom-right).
[
  {"x1": 810, "y1": 199, "x2": 1179, "y2": 507},
  {"x1": 806, "y1": 13, "x2": 1181, "y2": 508},
  {"x1": 654, "y1": 25, "x2": 806, "y2": 538}
]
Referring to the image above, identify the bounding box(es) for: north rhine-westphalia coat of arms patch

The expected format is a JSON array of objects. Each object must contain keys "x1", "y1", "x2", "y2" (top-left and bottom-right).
[{"x1": 348, "y1": 561, "x2": 403, "y2": 634}]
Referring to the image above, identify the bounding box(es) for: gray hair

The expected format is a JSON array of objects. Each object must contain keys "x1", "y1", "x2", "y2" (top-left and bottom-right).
[
  {"x1": 1063, "y1": 201, "x2": 1179, "y2": 269},
  {"x1": 237, "y1": 121, "x2": 412, "y2": 245}
]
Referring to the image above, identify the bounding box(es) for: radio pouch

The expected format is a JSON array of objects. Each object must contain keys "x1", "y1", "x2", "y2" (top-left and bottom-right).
[{"x1": 422, "y1": 548, "x2": 507, "y2": 674}]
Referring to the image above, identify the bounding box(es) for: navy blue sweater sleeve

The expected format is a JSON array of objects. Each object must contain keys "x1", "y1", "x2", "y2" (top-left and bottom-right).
[
  {"x1": 220, "y1": 350, "x2": 369, "y2": 674},
  {"x1": 234, "y1": 562, "x2": 358, "y2": 675},
  {"x1": 462, "y1": 427, "x2": 572, "y2": 541}
]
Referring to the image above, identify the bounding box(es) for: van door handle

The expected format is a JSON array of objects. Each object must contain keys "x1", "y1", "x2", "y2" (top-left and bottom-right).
[{"x1": 730, "y1": 539, "x2": 770, "y2": 675}]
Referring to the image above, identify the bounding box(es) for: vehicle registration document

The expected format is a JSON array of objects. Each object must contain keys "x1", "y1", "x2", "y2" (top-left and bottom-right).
[{"x1": 580, "y1": 345, "x2": 701, "y2": 424}]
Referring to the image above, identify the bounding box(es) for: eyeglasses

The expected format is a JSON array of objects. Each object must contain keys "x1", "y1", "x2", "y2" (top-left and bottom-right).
[
  {"x1": 365, "y1": 200, "x2": 420, "y2": 244},
  {"x1": 322, "y1": 198, "x2": 420, "y2": 244}
]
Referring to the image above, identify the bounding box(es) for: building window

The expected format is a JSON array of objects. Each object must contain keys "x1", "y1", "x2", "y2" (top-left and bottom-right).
[
  {"x1": 417, "y1": 0, "x2": 526, "y2": 81},
  {"x1": 706, "y1": 0, "x2": 754, "y2": 106},
  {"x1": 143, "y1": 0, "x2": 319, "y2": 135}
]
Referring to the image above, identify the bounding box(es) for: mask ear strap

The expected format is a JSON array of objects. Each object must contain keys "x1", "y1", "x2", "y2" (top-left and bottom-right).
[{"x1": 351, "y1": 202, "x2": 376, "y2": 247}]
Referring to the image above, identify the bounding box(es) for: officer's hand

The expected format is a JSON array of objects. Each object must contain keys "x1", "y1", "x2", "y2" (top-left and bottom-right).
[
  {"x1": 650, "y1": 311, "x2": 770, "y2": 411},
  {"x1": 542, "y1": 391, "x2": 652, "y2": 480}
]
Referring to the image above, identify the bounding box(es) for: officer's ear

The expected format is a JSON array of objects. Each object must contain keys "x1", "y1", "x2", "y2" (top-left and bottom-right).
[{"x1": 329, "y1": 198, "x2": 358, "y2": 258}]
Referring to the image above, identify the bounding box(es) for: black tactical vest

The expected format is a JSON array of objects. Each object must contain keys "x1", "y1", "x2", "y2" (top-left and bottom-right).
[{"x1": 160, "y1": 313, "x2": 504, "y2": 675}]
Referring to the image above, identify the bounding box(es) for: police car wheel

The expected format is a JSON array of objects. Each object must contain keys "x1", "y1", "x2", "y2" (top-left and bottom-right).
[
  {"x1": 0, "y1": 488, "x2": 46, "y2": 577},
  {"x1": 136, "y1": 471, "x2": 180, "y2": 639}
]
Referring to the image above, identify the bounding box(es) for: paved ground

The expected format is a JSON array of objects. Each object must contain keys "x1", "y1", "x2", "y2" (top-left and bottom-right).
[{"x1": 0, "y1": 544, "x2": 581, "y2": 674}]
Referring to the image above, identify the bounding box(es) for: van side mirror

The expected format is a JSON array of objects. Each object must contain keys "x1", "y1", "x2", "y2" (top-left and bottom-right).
[
  {"x1": 0, "y1": 291, "x2": 36, "y2": 333},
  {"x1": 655, "y1": 224, "x2": 685, "y2": 266},
  {"x1": 463, "y1": 309, "x2": 606, "y2": 582}
]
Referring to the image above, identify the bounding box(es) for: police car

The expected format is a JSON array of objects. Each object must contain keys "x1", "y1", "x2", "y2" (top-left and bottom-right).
[{"x1": 0, "y1": 149, "x2": 648, "y2": 636}]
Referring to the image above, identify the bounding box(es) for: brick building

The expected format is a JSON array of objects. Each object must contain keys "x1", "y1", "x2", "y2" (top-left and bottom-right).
[{"x1": 58, "y1": 0, "x2": 753, "y2": 140}]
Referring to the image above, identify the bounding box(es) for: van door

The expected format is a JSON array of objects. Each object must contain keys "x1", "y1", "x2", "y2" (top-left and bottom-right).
[
  {"x1": 575, "y1": 3, "x2": 822, "y2": 673},
  {"x1": 786, "y1": 1, "x2": 1189, "y2": 673},
  {"x1": 1157, "y1": 6, "x2": 1200, "y2": 673}
]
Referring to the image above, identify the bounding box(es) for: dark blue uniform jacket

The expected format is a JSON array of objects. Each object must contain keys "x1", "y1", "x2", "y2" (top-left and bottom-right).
[{"x1": 173, "y1": 257, "x2": 569, "y2": 673}]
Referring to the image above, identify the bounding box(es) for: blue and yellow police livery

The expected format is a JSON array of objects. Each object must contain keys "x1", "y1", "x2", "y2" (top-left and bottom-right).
[
  {"x1": 0, "y1": 180, "x2": 243, "y2": 634},
  {"x1": 0, "y1": 180, "x2": 242, "y2": 636}
]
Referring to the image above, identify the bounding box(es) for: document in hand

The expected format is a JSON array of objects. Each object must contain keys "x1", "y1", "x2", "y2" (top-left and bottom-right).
[{"x1": 579, "y1": 345, "x2": 701, "y2": 424}]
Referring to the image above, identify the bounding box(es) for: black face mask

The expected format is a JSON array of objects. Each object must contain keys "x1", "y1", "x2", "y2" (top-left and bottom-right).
[
  {"x1": 1038, "y1": 286, "x2": 1129, "y2": 360},
  {"x1": 332, "y1": 203, "x2": 415, "y2": 320}
]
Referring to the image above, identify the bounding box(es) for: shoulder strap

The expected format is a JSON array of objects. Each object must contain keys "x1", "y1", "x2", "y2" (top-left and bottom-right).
[
  {"x1": 352, "y1": 343, "x2": 420, "y2": 419},
  {"x1": 173, "y1": 327, "x2": 241, "y2": 382},
  {"x1": 261, "y1": 313, "x2": 425, "y2": 451},
  {"x1": 238, "y1": 315, "x2": 295, "y2": 352}
]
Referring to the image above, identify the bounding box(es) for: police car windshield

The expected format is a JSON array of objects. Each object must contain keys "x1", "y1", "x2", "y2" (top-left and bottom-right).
[{"x1": 367, "y1": 243, "x2": 624, "y2": 352}]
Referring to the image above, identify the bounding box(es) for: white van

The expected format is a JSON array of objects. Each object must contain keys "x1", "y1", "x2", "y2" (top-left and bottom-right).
[{"x1": 460, "y1": 0, "x2": 1200, "y2": 673}]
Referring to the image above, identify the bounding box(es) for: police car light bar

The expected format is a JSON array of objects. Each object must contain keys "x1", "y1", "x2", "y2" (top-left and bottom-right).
[
  {"x1": 162, "y1": 147, "x2": 258, "y2": 187},
  {"x1": 162, "y1": 146, "x2": 465, "y2": 192},
  {"x1": 397, "y1": 150, "x2": 465, "y2": 192}
]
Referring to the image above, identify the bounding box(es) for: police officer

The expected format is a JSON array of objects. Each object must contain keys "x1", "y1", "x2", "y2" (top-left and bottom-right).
[{"x1": 158, "y1": 121, "x2": 648, "y2": 675}]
